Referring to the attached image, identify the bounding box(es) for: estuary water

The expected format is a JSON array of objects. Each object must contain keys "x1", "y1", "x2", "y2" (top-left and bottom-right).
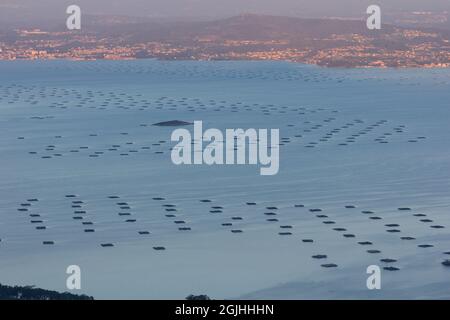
[{"x1": 0, "y1": 60, "x2": 450, "y2": 299}]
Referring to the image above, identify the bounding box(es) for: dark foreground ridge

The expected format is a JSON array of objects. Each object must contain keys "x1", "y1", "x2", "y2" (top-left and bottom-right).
[
  {"x1": 153, "y1": 120, "x2": 193, "y2": 127},
  {"x1": 0, "y1": 283, "x2": 94, "y2": 300}
]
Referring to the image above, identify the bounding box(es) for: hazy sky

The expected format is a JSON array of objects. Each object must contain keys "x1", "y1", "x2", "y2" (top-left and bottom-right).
[{"x1": 0, "y1": 0, "x2": 448, "y2": 19}]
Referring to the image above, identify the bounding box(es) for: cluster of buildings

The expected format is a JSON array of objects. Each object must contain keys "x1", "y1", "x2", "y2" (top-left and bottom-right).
[{"x1": 1, "y1": 28, "x2": 449, "y2": 68}]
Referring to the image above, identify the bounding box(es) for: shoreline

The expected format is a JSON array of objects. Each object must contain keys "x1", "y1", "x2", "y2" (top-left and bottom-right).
[{"x1": 0, "y1": 57, "x2": 449, "y2": 70}]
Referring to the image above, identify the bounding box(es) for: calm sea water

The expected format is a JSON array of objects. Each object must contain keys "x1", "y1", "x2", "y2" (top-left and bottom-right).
[{"x1": 0, "y1": 60, "x2": 450, "y2": 299}]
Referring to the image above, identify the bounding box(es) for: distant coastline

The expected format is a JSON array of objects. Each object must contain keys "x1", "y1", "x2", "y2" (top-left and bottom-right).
[
  {"x1": 0, "y1": 57, "x2": 449, "y2": 70},
  {"x1": 1, "y1": 14, "x2": 449, "y2": 69}
]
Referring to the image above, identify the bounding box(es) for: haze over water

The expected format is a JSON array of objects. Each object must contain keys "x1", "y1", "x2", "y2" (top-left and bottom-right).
[{"x1": 0, "y1": 60, "x2": 449, "y2": 298}]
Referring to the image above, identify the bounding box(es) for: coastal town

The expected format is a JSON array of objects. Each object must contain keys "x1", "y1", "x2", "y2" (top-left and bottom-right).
[{"x1": 1, "y1": 15, "x2": 450, "y2": 68}]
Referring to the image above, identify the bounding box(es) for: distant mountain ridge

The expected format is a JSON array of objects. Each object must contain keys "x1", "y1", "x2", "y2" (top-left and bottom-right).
[
  {"x1": 1, "y1": 13, "x2": 449, "y2": 68},
  {"x1": 85, "y1": 13, "x2": 398, "y2": 42}
]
